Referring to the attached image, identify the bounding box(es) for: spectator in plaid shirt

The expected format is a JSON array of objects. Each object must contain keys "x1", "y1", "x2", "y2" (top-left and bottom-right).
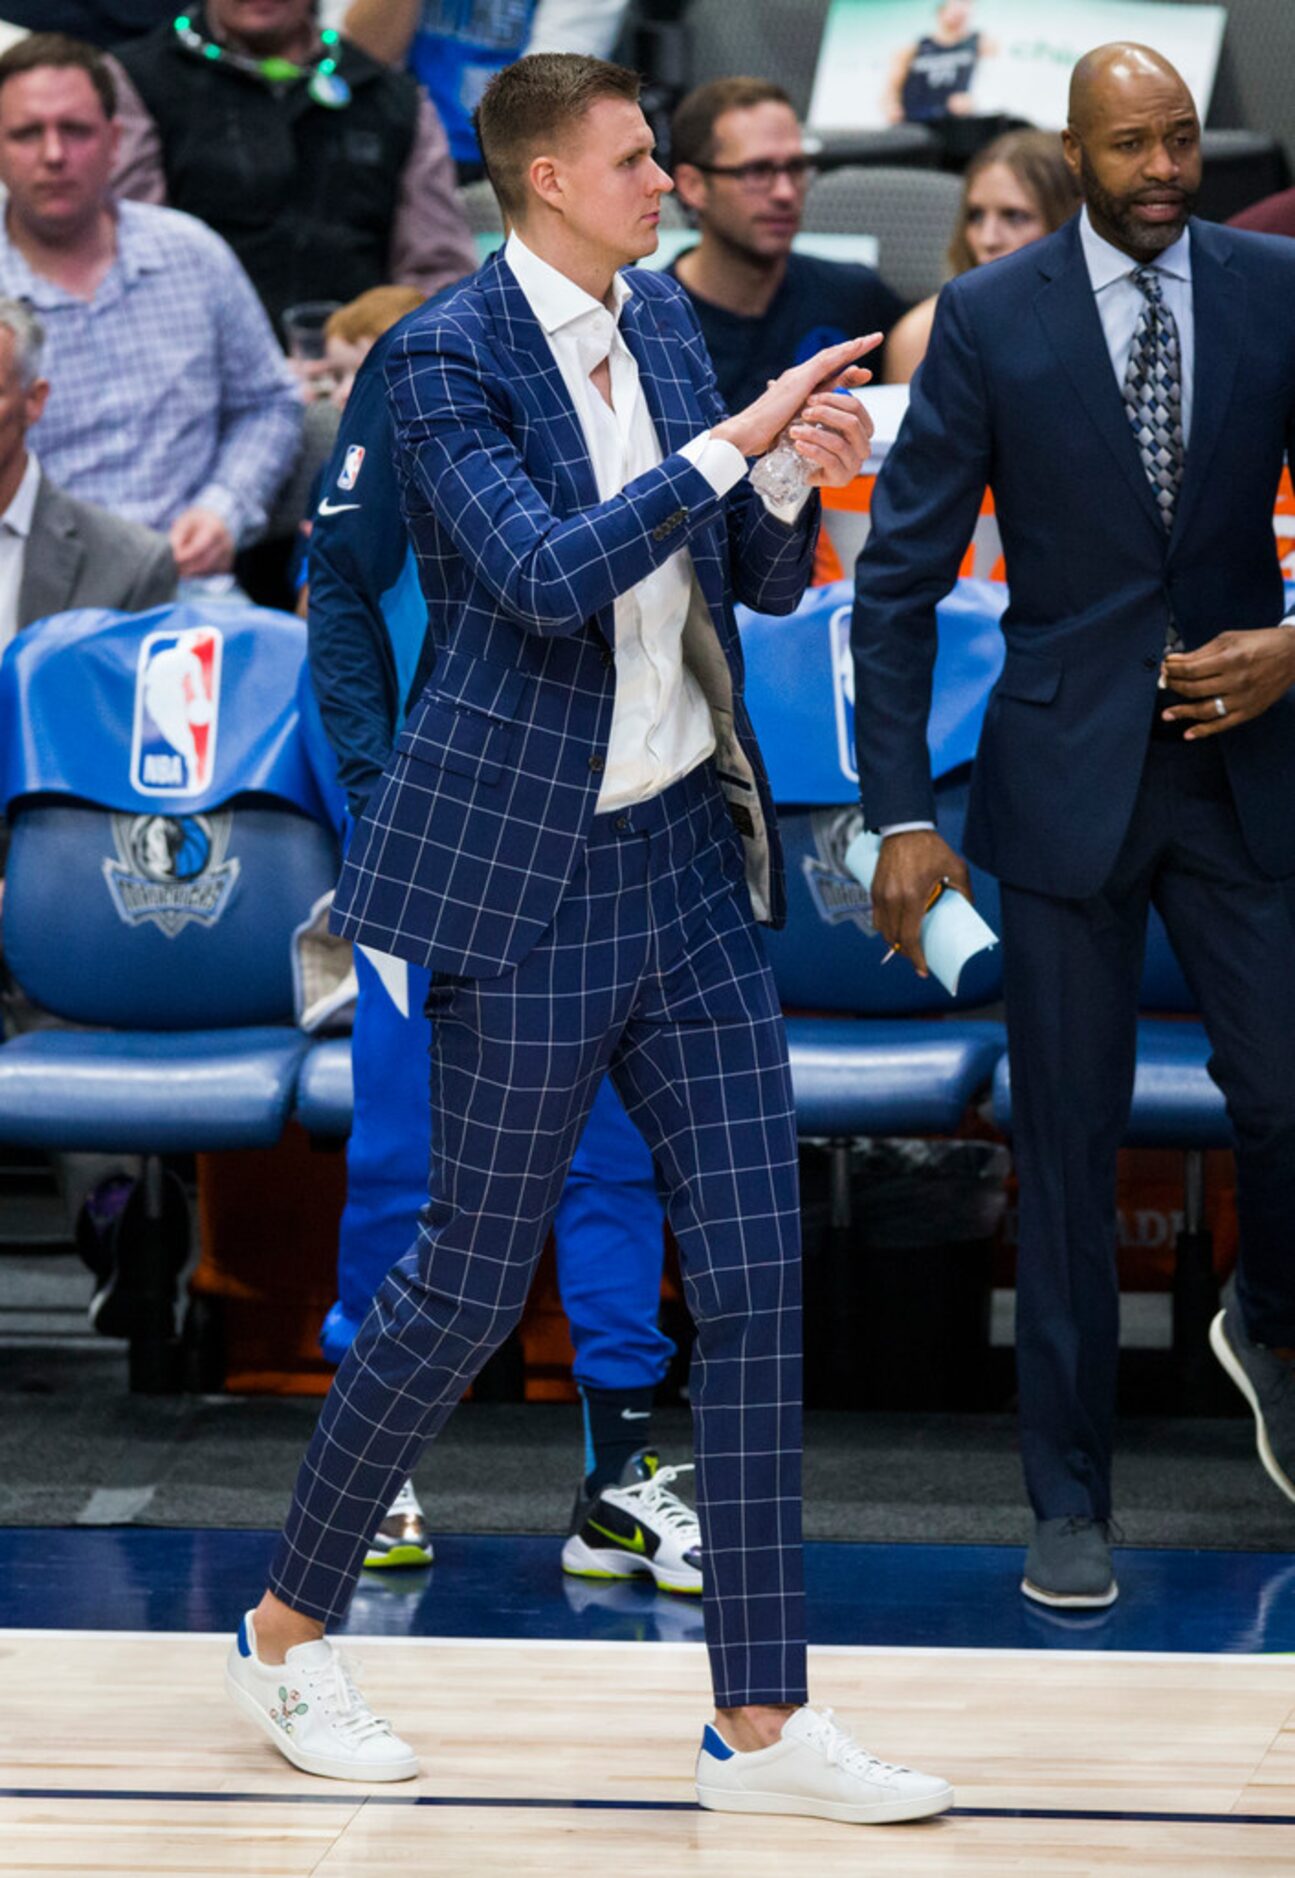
[{"x1": 0, "y1": 33, "x2": 301, "y2": 582}]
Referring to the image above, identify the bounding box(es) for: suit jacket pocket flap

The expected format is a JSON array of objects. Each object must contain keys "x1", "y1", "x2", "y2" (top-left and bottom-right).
[
  {"x1": 395, "y1": 700, "x2": 511, "y2": 784},
  {"x1": 995, "y1": 653, "x2": 1062, "y2": 704},
  {"x1": 427, "y1": 648, "x2": 527, "y2": 720}
]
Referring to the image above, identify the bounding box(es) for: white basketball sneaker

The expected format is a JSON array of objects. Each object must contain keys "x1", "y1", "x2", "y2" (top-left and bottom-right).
[
  {"x1": 562, "y1": 1453, "x2": 702, "y2": 1595},
  {"x1": 363, "y1": 1478, "x2": 435, "y2": 1570},
  {"x1": 696, "y1": 1705, "x2": 953, "y2": 1824},
  {"x1": 226, "y1": 1609, "x2": 419, "y2": 1782}
]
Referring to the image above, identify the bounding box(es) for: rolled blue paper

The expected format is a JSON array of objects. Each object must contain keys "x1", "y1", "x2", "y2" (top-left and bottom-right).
[{"x1": 843, "y1": 830, "x2": 998, "y2": 998}]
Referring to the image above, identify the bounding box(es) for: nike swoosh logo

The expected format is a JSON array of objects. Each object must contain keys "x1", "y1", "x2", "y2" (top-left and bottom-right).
[
  {"x1": 317, "y1": 498, "x2": 361, "y2": 516},
  {"x1": 619, "y1": 1409, "x2": 651, "y2": 1420},
  {"x1": 588, "y1": 1518, "x2": 647, "y2": 1555}
]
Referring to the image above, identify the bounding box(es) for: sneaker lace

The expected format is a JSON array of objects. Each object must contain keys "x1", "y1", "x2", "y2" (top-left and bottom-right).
[
  {"x1": 304, "y1": 1651, "x2": 396, "y2": 1746},
  {"x1": 617, "y1": 1463, "x2": 700, "y2": 1543},
  {"x1": 798, "y1": 1707, "x2": 900, "y2": 1780}
]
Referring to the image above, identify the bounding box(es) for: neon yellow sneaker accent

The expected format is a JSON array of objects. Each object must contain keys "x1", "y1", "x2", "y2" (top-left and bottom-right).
[{"x1": 587, "y1": 1517, "x2": 647, "y2": 1555}]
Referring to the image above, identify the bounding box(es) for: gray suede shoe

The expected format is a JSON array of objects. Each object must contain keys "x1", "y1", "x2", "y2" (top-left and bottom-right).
[
  {"x1": 1021, "y1": 1517, "x2": 1118, "y2": 1608},
  {"x1": 1210, "y1": 1285, "x2": 1295, "y2": 1505}
]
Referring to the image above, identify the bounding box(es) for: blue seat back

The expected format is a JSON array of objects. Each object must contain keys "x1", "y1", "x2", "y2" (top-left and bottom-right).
[
  {"x1": 765, "y1": 777, "x2": 1004, "y2": 1013},
  {"x1": 0, "y1": 602, "x2": 344, "y2": 1031},
  {"x1": 5, "y1": 799, "x2": 338, "y2": 1029}
]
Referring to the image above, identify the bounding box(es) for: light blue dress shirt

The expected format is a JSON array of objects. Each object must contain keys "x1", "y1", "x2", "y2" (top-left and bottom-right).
[{"x1": 1077, "y1": 206, "x2": 1194, "y2": 445}]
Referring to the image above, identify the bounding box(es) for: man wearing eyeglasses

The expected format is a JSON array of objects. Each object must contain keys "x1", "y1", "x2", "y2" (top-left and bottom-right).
[{"x1": 669, "y1": 77, "x2": 906, "y2": 412}]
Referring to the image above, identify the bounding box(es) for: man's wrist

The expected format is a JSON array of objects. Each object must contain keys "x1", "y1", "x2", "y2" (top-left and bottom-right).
[{"x1": 711, "y1": 415, "x2": 757, "y2": 458}]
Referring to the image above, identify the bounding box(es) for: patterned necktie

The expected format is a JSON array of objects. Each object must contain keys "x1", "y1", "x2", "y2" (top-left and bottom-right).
[
  {"x1": 1123, "y1": 264, "x2": 1185, "y2": 653},
  {"x1": 1123, "y1": 265, "x2": 1185, "y2": 532}
]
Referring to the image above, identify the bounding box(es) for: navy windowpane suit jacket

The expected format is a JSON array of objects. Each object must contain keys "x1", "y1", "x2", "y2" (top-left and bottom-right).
[{"x1": 330, "y1": 251, "x2": 820, "y2": 977}]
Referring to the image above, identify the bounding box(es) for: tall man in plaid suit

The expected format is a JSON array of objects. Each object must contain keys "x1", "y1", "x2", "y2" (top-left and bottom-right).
[{"x1": 226, "y1": 51, "x2": 951, "y2": 1827}]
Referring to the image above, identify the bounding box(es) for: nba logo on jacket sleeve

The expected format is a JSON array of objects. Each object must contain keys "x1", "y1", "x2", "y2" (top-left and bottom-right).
[
  {"x1": 130, "y1": 626, "x2": 223, "y2": 796},
  {"x1": 338, "y1": 444, "x2": 365, "y2": 491}
]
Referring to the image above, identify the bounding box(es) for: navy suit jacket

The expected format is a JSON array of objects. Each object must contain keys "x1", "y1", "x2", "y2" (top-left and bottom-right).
[
  {"x1": 330, "y1": 251, "x2": 819, "y2": 976},
  {"x1": 852, "y1": 214, "x2": 1295, "y2": 899}
]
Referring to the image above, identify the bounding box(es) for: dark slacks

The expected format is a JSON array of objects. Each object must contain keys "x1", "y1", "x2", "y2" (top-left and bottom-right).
[
  {"x1": 268, "y1": 760, "x2": 807, "y2": 1708},
  {"x1": 1001, "y1": 734, "x2": 1295, "y2": 1520}
]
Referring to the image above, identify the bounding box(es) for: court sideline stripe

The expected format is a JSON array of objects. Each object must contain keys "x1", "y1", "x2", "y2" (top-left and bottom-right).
[{"x1": 2, "y1": 1789, "x2": 1293, "y2": 1826}]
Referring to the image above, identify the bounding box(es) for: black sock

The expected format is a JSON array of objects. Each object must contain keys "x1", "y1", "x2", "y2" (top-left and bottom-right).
[{"x1": 581, "y1": 1384, "x2": 656, "y2": 1495}]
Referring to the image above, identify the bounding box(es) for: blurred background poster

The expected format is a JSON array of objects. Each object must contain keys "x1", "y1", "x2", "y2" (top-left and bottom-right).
[{"x1": 808, "y1": 0, "x2": 1227, "y2": 131}]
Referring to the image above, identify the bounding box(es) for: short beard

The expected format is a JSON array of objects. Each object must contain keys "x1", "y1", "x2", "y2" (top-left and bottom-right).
[{"x1": 1080, "y1": 147, "x2": 1195, "y2": 259}]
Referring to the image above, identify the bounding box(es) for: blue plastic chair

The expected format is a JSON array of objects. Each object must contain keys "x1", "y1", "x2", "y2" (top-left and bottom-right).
[
  {"x1": 0, "y1": 604, "x2": 342, "y2": 1389},
  {"x1": 765, "y1": 777, "x2": 1007, "y2": 1228}
]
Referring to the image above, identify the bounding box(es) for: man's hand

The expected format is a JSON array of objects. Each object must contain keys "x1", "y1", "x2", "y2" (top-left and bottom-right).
[
  {"x1": 870, "y1": 828, "x2": 972, "y2": 978},
  {"x1": 169, "y1": 507, "x2": 236, "y2": 579},
  {"x1": 1160, "y1": 628, "x2": 1295, "y2": 740},
  {"x1": 712, "y1": 334, "x2": 883, "y2": 463},
  {"x1": 788, "y1": 383, "x2": 876, "y2": 488}
]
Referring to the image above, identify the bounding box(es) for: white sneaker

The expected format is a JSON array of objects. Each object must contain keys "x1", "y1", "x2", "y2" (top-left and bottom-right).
[
  {"x1": 364, "y1": 1478, "x2": 435, "y2": 1570},
  {"x1": 562, "y1": 1456, "x2": 702, "y2": 1594},
  {"x1": 226, "y1": 1610, "x2": 419, "y2": 1782},
  {"x1": 696, "y1": 1705, "x2": 953, "y2": 1824}
]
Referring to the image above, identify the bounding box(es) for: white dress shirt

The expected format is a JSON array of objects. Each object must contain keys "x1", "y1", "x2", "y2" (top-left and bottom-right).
[
  {"x1": 505, "y1": 232, "x2": 786, "y2": 812},
  {"x1": 1078, "y1": 206, "x2": 1194, "y2": 444},
  {"x1": 0, "y1": 450, "x2": 41, "y2": 654}
]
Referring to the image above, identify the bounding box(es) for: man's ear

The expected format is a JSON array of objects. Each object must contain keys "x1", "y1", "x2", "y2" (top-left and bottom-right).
[
  {"x1": 672, "y1": 161, "x2": 707, "y2": 217},
  {"x1": 25, "y1": 377, "x2": 49, "y2": 429},
  {"x1": 527, "y1": 153, "x2": 564, "y2": 214}
]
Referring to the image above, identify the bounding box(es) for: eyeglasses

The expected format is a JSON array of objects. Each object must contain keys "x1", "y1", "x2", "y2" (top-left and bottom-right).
[{"x1": 692, "y1": 157, "x2": 818, "y2": 193}]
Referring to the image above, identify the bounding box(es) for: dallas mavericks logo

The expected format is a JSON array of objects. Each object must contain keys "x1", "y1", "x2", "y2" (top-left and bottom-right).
[
  {"x1": 130, "y1": 626, "x2": 223, "y2": 796},
  {"x1": 827, "y1": 604, "x2": 859, "y2": 787},
  {"x1": 103, "y1": 812, "x2": 239, "y2": 937},
  {"x1": 801, "y1": 805, "x2": 874, "y2": 932}
]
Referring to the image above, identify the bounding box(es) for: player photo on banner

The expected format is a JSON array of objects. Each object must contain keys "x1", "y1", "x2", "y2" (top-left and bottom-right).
[{"x1": 808, "y1": 0, "x2": 1226, "y2": 131}]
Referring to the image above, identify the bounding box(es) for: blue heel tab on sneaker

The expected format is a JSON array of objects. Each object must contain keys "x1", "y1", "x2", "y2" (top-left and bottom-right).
[
  {"x1": 237, "y1": 1616, "x2": 252, "y2": 1659},
  {"x1": 701, "y1": 1724, "x2": 735, "y2": 1761}
]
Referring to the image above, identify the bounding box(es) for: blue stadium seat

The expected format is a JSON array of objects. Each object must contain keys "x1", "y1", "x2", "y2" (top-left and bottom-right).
[
  {"x1": 0, "y1": 604, "x2": 343, "y2": 1389},
  {"x1": 295, "y1": 1034, "x2": 354, "y2": 1138},
  {"x1": 769, "y1": 779, "x2": 1007, "y2": 1181}
]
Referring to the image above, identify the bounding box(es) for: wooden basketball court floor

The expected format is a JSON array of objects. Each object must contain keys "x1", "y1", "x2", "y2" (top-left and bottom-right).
[{"x1": 5, "y1": 1624, "x2": 1295, "y2": 1875}]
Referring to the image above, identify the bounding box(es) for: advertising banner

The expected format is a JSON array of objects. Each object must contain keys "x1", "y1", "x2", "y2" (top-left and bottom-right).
[{"x1": 808, "y1": 0, "x2": 1226, "y2": 133}]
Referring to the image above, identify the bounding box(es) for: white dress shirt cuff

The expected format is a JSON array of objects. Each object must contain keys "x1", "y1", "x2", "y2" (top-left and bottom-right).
[
  {"x1": 680, "y1": 430, "x2": 813, "y2": 524},
  {"x1": 878, "y1": 821, "x2": 937, "y2": 837}
]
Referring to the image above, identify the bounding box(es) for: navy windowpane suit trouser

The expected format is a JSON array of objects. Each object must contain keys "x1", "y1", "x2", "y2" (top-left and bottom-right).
[
  {"x1": 269, "y1": 760, "x2": 808, "y2": 1709},
  {"x1": 1003, "y1": 735, "x2": 1295, "y2": 1521}
]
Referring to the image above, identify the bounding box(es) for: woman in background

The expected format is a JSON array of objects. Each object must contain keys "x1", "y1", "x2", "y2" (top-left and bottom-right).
[{"x1": 885, "y1": 129, "x2": 1079, "y2": 383}]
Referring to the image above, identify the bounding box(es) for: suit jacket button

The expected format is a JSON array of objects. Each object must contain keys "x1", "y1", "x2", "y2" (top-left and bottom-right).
[
  {"x1": 589, "y1": 754, "x2": 605, "y2": 772},
  {"x1": 602, "y1": 647, "x2": 614, "y2": 667},
  {"x1": 1142, "y1": 655, "x2": 1159, "y2": 671}
]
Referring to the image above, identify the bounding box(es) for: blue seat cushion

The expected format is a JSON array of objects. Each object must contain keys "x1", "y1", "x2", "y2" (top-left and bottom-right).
[
  {"x1": 785, "y1": 1016, "x2": 1006, "y2": 1137},
  {"x1": 295, "y1": 1036, "x2": 354, "y2": 1137},
  {"x1": 0, "y1": 1027, "x2": 309, "y2": 1153},
  {"x1": 991, "y1": 1017, "x2": 1232, "y2": 1150}
]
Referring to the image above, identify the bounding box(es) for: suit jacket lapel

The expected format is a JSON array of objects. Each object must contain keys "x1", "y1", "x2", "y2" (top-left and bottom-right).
[
  {"x1": 620, "y1": 284, "x2": 698, "y2": 460},
  {"x1": 1170, "y1": 224, "x2": 1244, "y2": 546},
  {"x1": 18, "y1": 474, "x2": 81, "y2": 630},
  {"x1": 1032, "y1": 223, "x2": 1165, "y2": 539},
  {"x1": 481, "y1": 251, "x2": 600, "y2": 512}
]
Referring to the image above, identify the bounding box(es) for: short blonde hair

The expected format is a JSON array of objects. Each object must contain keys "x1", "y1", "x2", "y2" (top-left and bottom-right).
[{"x1": 324, "y1": 286, "x2": 427, "y2": 345}]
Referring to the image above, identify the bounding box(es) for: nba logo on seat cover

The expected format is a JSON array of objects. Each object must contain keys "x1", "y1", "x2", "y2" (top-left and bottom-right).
[
  {"x1": 130, "y1": 626, "x2": 223, "y2": 796},
  {"x1": 827, "y1": 604, "x2": 859, "y2": 787},
  {"x1": 338, "y1": 444, "x2": 365, "y2": 491}
]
